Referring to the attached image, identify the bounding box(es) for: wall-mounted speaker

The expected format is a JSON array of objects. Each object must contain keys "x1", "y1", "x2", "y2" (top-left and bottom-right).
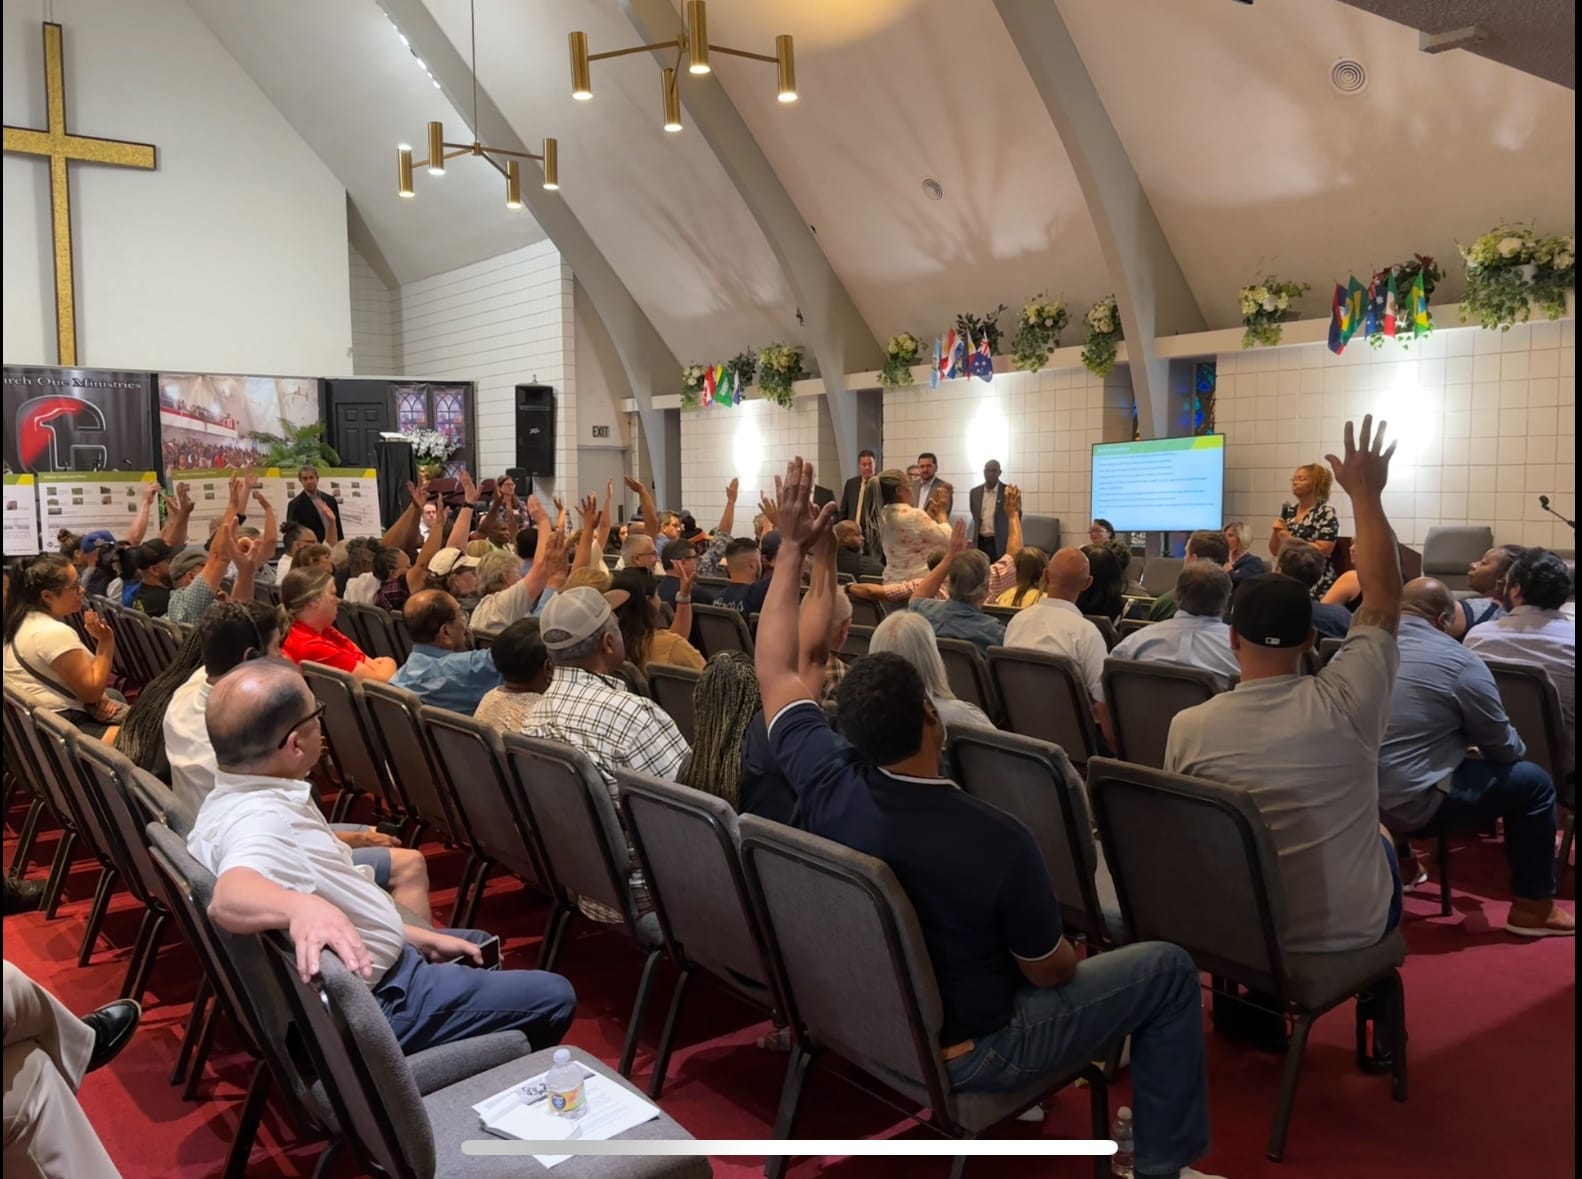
[{"x1": 515, "y1": 385, "x2": 555, "y2": 475}]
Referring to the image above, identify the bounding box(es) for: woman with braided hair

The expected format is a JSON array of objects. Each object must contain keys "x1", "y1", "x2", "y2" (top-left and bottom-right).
[
  {"x1": 681, "y1": 651, "x2": 765, "y2": 813},
  {"x1": 114, "y1": 613, "x2": 214, "y2": 777}
]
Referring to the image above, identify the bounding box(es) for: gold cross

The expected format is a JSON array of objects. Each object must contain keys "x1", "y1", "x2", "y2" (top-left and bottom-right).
[{"x1": 3, "y1": 22, "x2": 157, "y2": 367}]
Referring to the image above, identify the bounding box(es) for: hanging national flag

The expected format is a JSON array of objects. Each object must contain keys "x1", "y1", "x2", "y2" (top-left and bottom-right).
[
  {"x1": 1409, "y1": 271, "x2": 1430, "y2": 338},
  {"x1": 930, "y1": 338, "x2": 942, "y2": 388},
  {"x1": 1382, "y1": 272, "x2": 1398, "y2": 338},
  {"x1": 968, "y1": 332, "x2": 995, "y2": 383},
  {"x1": 701, "y1": 365, "x2": 716, "y2": 406},
  {"x1": 938, "y1": 329, "x2": 962, "y2": 381},
  {"x1": 1327, "y1": 283, "x2": 1346, "y2": 355},
  {"x1": 1363, "y1": 280, "x2": 1382, "y2": 338},
  {"x1": 715, "y1": 363, "x2": 735, "y2": 406},
  {"x1": 1343, "y1": 277, "x2": 1367, "y2": 345}
]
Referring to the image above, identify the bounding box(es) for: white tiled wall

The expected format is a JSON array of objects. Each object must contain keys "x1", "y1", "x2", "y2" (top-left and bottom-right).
[
  {"x1": 882, "y1": 365, "x2": 1131, "y2": 535},
  {"x1": 398, "y1": 241, "x2": 576, "y2": 499},
  {"x1": 1217, "y1": 319, "x2": 1577, "y2": 550},
  {"x1": 681, "y1": 394, "x2": 826, "y2": 529},
  {"x1": 349, "y1": 246, "x2": 400, "y2": 376}
]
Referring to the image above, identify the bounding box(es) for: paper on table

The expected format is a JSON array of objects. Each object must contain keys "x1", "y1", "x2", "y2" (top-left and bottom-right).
[{"x1": 473, "y1": 1066, "x2": 662, "y2": 1169}]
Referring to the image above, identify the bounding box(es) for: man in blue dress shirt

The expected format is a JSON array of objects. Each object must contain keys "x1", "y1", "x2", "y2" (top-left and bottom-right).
[{"x1": 391, "y1": 590, "x2": 502, "y2": 714}]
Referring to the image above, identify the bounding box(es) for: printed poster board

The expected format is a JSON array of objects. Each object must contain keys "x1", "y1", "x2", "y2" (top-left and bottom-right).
[
  {"x1": 36, "y1": 471, "x2": 159, "y2": 549},
  {"x1": 3, "y1": 473, "x2": 40, "y2": 556}
]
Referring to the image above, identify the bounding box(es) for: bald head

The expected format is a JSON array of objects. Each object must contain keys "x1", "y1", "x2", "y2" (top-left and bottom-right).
[
  {"x1": 1401, "y1": 577, "x2": 1455, "y2": 629},
  {"x1": 405, "y1": 587, "x2": 463, "y2": 646},
  {"x1": 206, "y1": 659, "x2": 315, "y2": 771},
  {"x1": 1044, "y1": 547, "x2": 1093, "y2": 602}
]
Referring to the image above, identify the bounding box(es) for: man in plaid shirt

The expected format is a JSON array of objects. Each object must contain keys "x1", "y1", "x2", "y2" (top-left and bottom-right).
[{"x1": 524, "y1": 586, "x2": 689, "y2": 920}]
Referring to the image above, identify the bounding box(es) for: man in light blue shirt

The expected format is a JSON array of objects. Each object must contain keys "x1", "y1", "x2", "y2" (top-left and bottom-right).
[
  {"x1": 391, "y1": 590, "x2": 502, "y2": 714},
  {"x1": 1111, "y1": 562, "x2": 1239, "y2": 682},
  {"x1": 908, "y1": 546, "x2": 1006, "y2": 654},
  {"x1": 1380, "y1": 578, "x2": 1568, "y2": 938}
]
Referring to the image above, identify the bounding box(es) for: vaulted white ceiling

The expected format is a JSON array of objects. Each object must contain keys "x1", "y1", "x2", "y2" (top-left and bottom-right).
[{"x1": 188, "y1": 0, "x2": 1574, "y2": 365}]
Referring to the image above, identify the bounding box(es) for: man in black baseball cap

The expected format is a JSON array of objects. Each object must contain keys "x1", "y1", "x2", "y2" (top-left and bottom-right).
[
  {"x1": 1229, "y1": 572, "x2": 1314, "y2": 655},
  {"x1": 131, "y1": 539, "x2": 176, "y2": 617}
]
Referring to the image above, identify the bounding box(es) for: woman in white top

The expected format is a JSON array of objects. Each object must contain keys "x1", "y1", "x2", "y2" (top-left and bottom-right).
[
  {"x1": 474, "y1": 617, "x2": 553, "y2": 732},
  {"x1": 876, "y1": 468, "x2": 951, "y2": 583},
  {"x1": 869, "y1": 610, "x2": 993, "y2": 733},
  {"x1": 3, "y1": 555, "x2": 124, "y2": 739}
]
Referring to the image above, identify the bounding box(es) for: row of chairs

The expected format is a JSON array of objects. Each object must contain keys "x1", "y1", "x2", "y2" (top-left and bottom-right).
[
  {"x1": 336, "y1": 598, "x2": 414, "y2": 664},
  {"x1": 83, "y1": 597, "x2": 185, "y2": 691}
]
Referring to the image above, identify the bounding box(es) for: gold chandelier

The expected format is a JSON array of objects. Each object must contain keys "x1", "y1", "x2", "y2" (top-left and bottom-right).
[
  {"x1": 569, "y1": 0, "x2": 795, "y2": 135},
  {"x1": 397, "y1": 0, "x2": 558, "y2": 208}
]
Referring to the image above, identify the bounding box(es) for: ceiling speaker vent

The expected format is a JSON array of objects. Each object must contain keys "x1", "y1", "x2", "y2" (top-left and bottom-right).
[
  {"x1": 1330, "y1": 59, "x2": 1368, "y2": 94},
  {"x1": 921, "y1": 178, "x2": 944, "y2": 201}
]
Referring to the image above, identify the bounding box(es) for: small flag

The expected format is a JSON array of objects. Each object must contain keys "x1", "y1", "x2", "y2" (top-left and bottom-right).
[
  {"x1": 1344, "y1": 277, "x2": 1367, "y2": 345},
  {"x1": 1328, "y1": 283, "x2": 1346, "y2": 355},
  {"x1": 1382, "y1": 272, "x2": 1398, "y2": 338},
  {"x1": 1410, "y1": 271, "x2": 1430, "y2": 338},
  {"x1": 930, "y1": 338, "x2": 942, "y2": 388},
  {"x1": 949, "y1": 331, "x2": 966, "y2": 378},
  {"x1": 938, "y1": 329, "x2": 961, "y2": 381},
  {"x1": 714, "y1": 363, "x2": 735, "y2": 406},
  {"x1": 968, "y1": 332, "x2": 994, "y2": 383},
  {"x1": 701, "y1": 365, "x2": 716, "y2": 406},
  {"x1": 1362, "y1": 280, "x2": 1381, "y2": 338}
]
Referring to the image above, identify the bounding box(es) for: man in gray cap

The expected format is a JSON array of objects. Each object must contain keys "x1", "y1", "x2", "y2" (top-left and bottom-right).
[{"x1": 523, "y1": 586, "x2": 689, "y2": 921}]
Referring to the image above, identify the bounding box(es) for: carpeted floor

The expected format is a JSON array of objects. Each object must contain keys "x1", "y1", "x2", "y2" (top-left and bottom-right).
[{"x1": 4, "y1": 813, "x2": 1573, "y2": 1178}]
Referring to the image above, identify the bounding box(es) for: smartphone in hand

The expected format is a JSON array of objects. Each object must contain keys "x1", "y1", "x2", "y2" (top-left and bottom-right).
[{"x1": 450, "y1": 935, "x2": 503, "y2": 970}]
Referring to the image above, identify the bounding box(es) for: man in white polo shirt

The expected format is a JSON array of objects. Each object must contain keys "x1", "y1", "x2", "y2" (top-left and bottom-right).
[
  {"x1": 188, "y1": 659, "x2": 575, "y2": 1052},
  {"x1": 1003, "y1": 545, "x2": 1114, "y2": 749}
]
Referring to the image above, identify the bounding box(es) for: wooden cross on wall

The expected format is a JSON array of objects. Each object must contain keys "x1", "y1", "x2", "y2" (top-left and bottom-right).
[{"x1": 3, "y1": 22, "x2": 158, "y2": 367}]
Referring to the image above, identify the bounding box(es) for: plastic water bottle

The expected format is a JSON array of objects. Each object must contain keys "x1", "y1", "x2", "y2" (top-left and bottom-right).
[
  {"x1": 1110, "y1": 1105, "x2": 1134, "y2": 1178},
  {"x1": 545, "y1": 1048, "x2": 587, "y2": 1119}
]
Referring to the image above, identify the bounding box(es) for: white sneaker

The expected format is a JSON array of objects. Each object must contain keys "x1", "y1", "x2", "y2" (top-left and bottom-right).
[{"x1": 1179, "y1": 1168, "x2": 1227, "y2": 1179}]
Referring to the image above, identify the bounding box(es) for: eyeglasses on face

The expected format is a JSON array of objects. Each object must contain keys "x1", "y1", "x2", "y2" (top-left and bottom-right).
[{"x1": 276, "y1": 700, "x2": 327, "y2": 748}]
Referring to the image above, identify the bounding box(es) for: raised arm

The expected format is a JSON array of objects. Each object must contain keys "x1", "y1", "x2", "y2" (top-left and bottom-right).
[
  {"x1": 1002, "y1": 484, "x2": 1024, "y2": 559},
  {"x1": 670, "y1": 557, "x2": 697, "y2": 639},
  {"x1": 755, "y1": 458, "x2": 837, "y2": 719},
  {"x1": 594, "y1": 479, "x2": 616, "y2": 553},
  {"x1": 444, "y1": 476, "x2": 477, "y2": 550},
  {"x1": 717, "y1": 477, "x2": 739, "y2": 538},
  {"x1": 797, "y1": 524, "x2": 839, "y2": 696},
  {"x1": 251, "y1": 490, "x2": 278, "y2": 565},
  {"x1": 571, "y1": 493, "x2": 598, "y2": 572},
  {"x1": 315, "y1": 496, "x2": 339, "y2": 547},
  {"x1": 127, "y1": 481, "x2": 160, "y2": 545},
  {"x1": 911, "y1": 519, "x2": 967, "y2": 603},
  {"x1": 160, "y1": 482, "x2": 196, "y2": 548},
  {"x1": 406, "y1": 496, "x2": 448, "y2": 592},
  {"x1": 381, "y1": 478, "x2": 427, "y2": 551},
  {"x1": 229, "y1": 521, "x2": 268, "y2": 606},
  {"x1": 1326, "y1": 416, "x2": 1400, "y2": 633},
  {"x1": 624, "y1": 474, "x2": 660, "y2": 544}
]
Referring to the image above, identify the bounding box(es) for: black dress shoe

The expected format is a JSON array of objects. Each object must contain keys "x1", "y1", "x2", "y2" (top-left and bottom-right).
[
  {"x1": 83, "y1": 999, "x2": 141, "y2": 1072},
  {"x1": 3, "y1": 876, "x2": 46, "y2": 915}
]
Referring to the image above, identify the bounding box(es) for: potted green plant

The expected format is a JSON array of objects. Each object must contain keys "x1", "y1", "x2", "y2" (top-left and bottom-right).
[
  {"x1": 1460, "y1": 224, "x2": 1576, "y2": 331},
  {"x1": 878, "y1": 333, "x2": 922, "y2": 390},
  {"x1": 1010, "y1": 294, "x2": 1069, "y2": 372},
  {"x1": 1239, "y1": 277, "x2": 1309, "y2": 348},
  {"x1": 1081, "y1": 295, "x2": 1123, "y2": 377}
]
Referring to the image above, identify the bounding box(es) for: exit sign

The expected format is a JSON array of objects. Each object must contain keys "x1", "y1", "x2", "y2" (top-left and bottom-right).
[{"x1": 591, "y1": 425, "x2": 610, "y2": 438}]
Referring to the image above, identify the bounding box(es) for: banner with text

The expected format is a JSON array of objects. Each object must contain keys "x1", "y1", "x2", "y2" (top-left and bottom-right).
[
  {"x1": 3, "y1": 367, "x2": 156, "y2": 475},
  {"x1": 168, "y1": 468, "x2": 381, "y2": 541},
  {"x1": 3, "y1": 473, "x2": 40, "y2": 556},
  {"x1": 37, "y1": 471, "x2": 160, "y2": 549}
]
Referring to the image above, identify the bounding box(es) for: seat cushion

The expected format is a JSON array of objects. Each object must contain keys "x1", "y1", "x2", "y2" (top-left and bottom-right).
[
  {"x1": 1284, "y1": 930, "x2": 1406, "y2": 1011},
  {"x1": 423, "y1": 1045, "x2": 710, "y2": 1177}
]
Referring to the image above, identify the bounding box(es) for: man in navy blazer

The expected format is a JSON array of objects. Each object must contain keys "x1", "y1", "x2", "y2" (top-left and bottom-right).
[{"x1": 968, "y1": 460, "x2": 1010, "y2": 561}]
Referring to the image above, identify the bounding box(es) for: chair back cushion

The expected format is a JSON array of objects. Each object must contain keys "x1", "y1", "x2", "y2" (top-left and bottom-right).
[
  {"x1": 693, "y1": 605, "x2": 755, "y2": 658},
  {"x1": 1100, "y1": 658, "x2": 1225, "y2": 769},
  {"x1": 73, "y1": 737, "x2": 161, "y2": 906},
  {"x1": 302, "y1": 663, "x2": 395, "y2": 811},
  {"x1": 935, "y1": 639, "x2": 997, "y2": 717},
  {"x1": 1088, "y1": 758, "x2": 1288, "y2": 991},
  {"x1": 126, "y1": 763, "x2": 196, "y2": 836},
  {"x1": 986, "y1": 647, "x2": 1098, "y2": 766},
  {"x1": 419, "y1": 707, "x2": 543, "y2": 888},
  {"x1": 645, "y1": 665, "x2": 701, "y2": 745},
  {"x1": 1486, "y1": 659, "x2": 1571, "y2": 778},
  {"x1": 361, "y1": 682, "x2": 462, "y2": 845},
  {"x1": 1422, "y1": 525, "x2": 1493, "y2": 590},
  {"x1": 1140, "y1": 556, "x2": 1183, "y2": 597}
]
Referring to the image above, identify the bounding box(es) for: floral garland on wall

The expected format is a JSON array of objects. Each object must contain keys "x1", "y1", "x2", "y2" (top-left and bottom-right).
[
  {"x1": 1010, "y1": 294, "x2": 1069, "y2": 372},
  {"x1": 1460, "y1": 224, "x2": 1575, "y2": 331},
  {"x1": 1081, "y1": 295, "x2": 1122, "y2": 377},
  {"x1": 757, "y1": 343, "x2": 804, "y2": 409},
  {"x1": 1240, "y1": 278, "x2": 1309, "y2": 348}
]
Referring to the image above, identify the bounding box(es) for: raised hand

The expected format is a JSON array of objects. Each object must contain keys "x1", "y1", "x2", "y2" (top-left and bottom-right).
[
  {"x1": 243, "y1": 468, "x2": 262, "y2": 495},
  {"x1": 772, "y1": 457, "x2": 836, "y2": 553},
  {"x1": 1325, "y1": 414, "x2": 1396, "y2": 500},
  {"x1": 407, "y1": 477, "x2": 429, "y2": 508},
  {"x1": 526, "y1": 494, "x2": 549, "y2": 526},
  {"x1": 725, "y1": 477, "x2": 740, "y2": 502},
  {"x1": 623, "y1": 474, "x2": 645, "y2": 495},
  {"x1": 458, "y1": 471, "x2": 479, "y2": 503},
  {"x1": 678, "y1": 557, "x2": 697, "y2": 596},
  {"x1": 575, "y1": 493, "x2": 598, "y2": 526},
  {"x1": 315, "y1": 497, "x2": 335, "y2": 521},
  {"x1": 251, "y1": 490, "x2": 270, "y2": 513},
  {"x1": 542, "y1": 525, "x2": 570, "y2": 568},
  {"x1": 82, "y1": 610, "x2": 113, "y2": 645},
  {"x1": 140, "y1": 481, "x2": 161, "y2": 505},
  {"x1": 758, "y1": 493, "x2": 780, "y2": 527},
  {"x1": 1003, "y1": 483, "x2": 1022, "y2": 517},
  {"x1": 946, "y1": 517, "x2": 969, "y2": 558}
]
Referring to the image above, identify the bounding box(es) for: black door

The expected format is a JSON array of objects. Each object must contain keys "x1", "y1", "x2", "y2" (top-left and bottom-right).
[{"x1": 332, "y1": 400, "x2": 392, "y2": 469}]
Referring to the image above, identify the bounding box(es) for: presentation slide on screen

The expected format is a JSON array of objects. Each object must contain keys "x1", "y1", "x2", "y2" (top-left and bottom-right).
[{"x1": 1090, "y1": 435, "x2": 1225, "y2": 532}]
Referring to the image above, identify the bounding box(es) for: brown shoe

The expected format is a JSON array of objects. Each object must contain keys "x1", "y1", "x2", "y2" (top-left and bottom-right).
[{"x1": 1505, "y1": 898, "x2": 1576, "y2": 938}]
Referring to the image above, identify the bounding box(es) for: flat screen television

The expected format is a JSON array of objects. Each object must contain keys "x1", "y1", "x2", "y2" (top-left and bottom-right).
[{"x1": 1090, "y1": 434, "x2": 1225, "y2": 532}]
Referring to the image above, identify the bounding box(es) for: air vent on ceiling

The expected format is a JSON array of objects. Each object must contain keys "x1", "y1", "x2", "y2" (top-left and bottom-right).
[
  {"x1": 921, "y1": 178, "x2": 944, "y2": 200},
  {"x1": 1330, "y1": 59, "x2": 1368, "y2": 94}
]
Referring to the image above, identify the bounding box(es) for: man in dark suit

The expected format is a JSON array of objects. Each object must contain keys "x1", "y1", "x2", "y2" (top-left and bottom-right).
[
  {"x1": 837, "y1": 449, "x2": 877, "y2": 522},
  {"x1": 285, "y1": 465, "x2": 343, "y2": 542},
  {"x1": 813, "y1": 484, "x2": 836, "y2": 509},
  {"x1": 913, "y1": 451, "x2": 954, "y2": 515},
  {"x1": 968, "y1": 459, "x2": 1009, "y2": 561}
]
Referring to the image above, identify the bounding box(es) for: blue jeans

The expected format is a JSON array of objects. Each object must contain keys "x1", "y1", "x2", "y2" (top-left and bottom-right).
[
  {"x1": 1412, "y1": 758, "x2": 1557, "y2": 899},
  {"x1": 946, "y1": 942, "x2": 1208, "y2": 1178},
  {"x1": 374, "y1": 928, "x2": 577, "y2": 1053}
]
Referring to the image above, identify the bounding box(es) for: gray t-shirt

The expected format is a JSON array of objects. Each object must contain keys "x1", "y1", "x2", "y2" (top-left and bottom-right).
[{"x1": 1164, "y1": 625, "x2": 1398, "y2": 954}]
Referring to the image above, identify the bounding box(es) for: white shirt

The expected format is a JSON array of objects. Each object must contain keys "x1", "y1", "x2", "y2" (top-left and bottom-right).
[
  {"x1": 2, "y1": 612, "x2": 88, "y2": 712},
  {"x1": 164, "y1": 669, "x2": 215, "y2": 820},
  {"x1": 276, "y1": 554, "x2": 294, "y2": 580},
  {"x1": 977, "y1": 485, "x2": 999, "y2": 538},
  {"x1": 469, "y1": 577, "x2": 550, "y2": 634},
  {"x1": 187, "y1": 770, "x2": 407, "y2": 980},
  {"x1": 343, "y1": 572, "x2": 380, "y2": 605},
  {"x1": 1003, "y1": 597, "x2": 1109, "y2": 701},
  {"x1": 1109, "y1": 611, "x2": 1241, "y2": 682},
  {"x1": 1464, "y1": 604, "x2": 1576, "y2": 748}
]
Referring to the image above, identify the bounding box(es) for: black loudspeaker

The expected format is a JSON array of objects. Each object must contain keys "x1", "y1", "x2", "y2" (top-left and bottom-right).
[{"x1": 515, "y1": 385, "x2": 555, "y2": 475}]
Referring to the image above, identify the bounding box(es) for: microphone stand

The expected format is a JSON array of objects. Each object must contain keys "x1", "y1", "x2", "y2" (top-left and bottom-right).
[{"x1": 1539, "y1": 496, "x2": 1576, "y2": 531}]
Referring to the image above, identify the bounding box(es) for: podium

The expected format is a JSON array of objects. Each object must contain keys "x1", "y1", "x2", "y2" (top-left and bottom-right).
[{"x1": 375, "y1": 439, "x2": 417, "y2": 529}]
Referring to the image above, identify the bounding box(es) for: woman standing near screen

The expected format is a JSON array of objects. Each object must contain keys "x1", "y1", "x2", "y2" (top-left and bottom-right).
[{"x1": 1269, "y1": 463, "x2": 1339, "y2": 597}]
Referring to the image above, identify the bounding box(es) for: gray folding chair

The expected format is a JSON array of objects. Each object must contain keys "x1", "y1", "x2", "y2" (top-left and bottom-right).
[
  {"x1": 1140, "y1": 556, "x2": 1183, "y2": 597},
  {"x1": 261, "y1": 939, "x2": 706, "y2": 1179},
  {"x1": 1485, "y1": 659, "x2": 1574, "y2": 879},
  {"x1": 2, "y1": 684, "x2": 57, "y2": 879},
  {"x1": 25, "y1": 706, "x2": 110, "y2": 921},
  {"x1": 981, "y1": 604, "x2": 1022, "y2": 625},
  {"x1": 1084, "y1": 614, "x2": 1121, "y2": 651},
  {"x1": 388, "y1": 611, "x2": 415, "y2": 663},
  {"x1": 846, "y1": 593, "x2": 887, "y2": 629},
  {"x1": 692, "y1": 604, "x2": 754, "y2": 657},
  {"x1": 362, "y1": 681, "x2": 468, "y2": 851},
  {"x1": 739, "y1": 816, "x2": 1107, "y2": 1179},
  {"x1": 1088, "y1": 758, "x2": 1407, "y2": 1161},
  {"x1": 645, "y1": 664, "x2": 701, "y2": 745},
  {"x1": 501, "y1": 735, "x2": 665, "y2": 1078},
  {"x1": 935, "y1": 638, "x2": 999, "y2": 720},
  {"x1": 619, "y1": 660, "x2": 652, "y2": 697},
  {"x1": 985, "y1": 646, "x2": 1100, "y2": 770},
  {"x1": 418, "y1": 707, "x2": 548, "y2": 929},
  {"x1": 1117, "y1": 617, "x2": 1151, "y2": 640},
  {"x1": 302, "y1": 663, "x2": 403, "y2": 825},
  {"x1": 349, "y1": 602, "x2": 400, "y2": 663},
  {"x1": 839, "y1": 623, "x2": 873, "y2": 661},
  {"x1": 945, "y1": 728, "x2": 1122, "y2": 948},
  {"x1": 1101, "y1": 658, "x2": 1228, "y2": 769},
  {"x1": 618, "y1": 770, "x2": 784, "y2": 1097}
]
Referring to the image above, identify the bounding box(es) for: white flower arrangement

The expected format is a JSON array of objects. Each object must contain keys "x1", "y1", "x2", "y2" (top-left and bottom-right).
[
  {"x1": 757, "y1": 343, "x2": 804, "y2": 409},
  {"x1": 403, "y1": 428, "x2": 457, "y2": 466},
  {"x1": 1239, "y1": 277, "x2": 1309, "y2": 348},
  {"x1": 1010, "y1": 294, "x2": 1069, "y2": 372},
  {"x1": 878, "y1": 332, "x2": 922, "y2": 390},
  {"x1": 681, "y1": 364, "x2": 707, "y2": 408},
  {"x1": 1081, "y1": 294, "x2": 1123, "y2": 377},
  {"x1": 1459, "y1": 223, "x2": 1576, "y2": 331}
]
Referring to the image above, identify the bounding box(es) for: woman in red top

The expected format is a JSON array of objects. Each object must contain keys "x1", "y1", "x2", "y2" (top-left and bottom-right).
[{"x1": 279, "y1": 566, "x2": 397, "y2": 682}]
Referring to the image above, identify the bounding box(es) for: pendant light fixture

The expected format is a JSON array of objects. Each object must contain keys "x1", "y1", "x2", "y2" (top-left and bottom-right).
[
  {"x1": 396, "y1": 0, "x2": 559, "y2": 207},
  {"x1": 569, "y1": 0, "x2": 796, "y2": 135}
]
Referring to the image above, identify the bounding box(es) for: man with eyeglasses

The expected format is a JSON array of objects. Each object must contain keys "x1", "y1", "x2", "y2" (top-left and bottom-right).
[
  {"x1": 188, "y1": 659, "x2": 576, "y2": 1052},
  {"x1": 390, "y1": 590, "x2": 502, "y2": 713}
]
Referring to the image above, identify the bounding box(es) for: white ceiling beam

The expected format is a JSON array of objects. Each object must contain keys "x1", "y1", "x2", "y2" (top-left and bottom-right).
[
  {"x1": 376, "y1": 0, "x2": 682, "y2": 506},
  {"x1": 993, "y1": 0, "x2": 1206, "y2": 440},
  {"x1": 621, "y1": 0, "x2": 885, "y2": 481}
]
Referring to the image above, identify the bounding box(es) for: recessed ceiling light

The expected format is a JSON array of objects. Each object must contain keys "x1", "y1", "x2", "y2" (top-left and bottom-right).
[{"x1": 922, "y1": 178, "x2": 943, "y2": 200}]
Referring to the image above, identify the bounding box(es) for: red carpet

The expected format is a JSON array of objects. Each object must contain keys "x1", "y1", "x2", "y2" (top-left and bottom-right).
[{"x1": 5, "y1": 815, "x2": 1573, "y2": 1178}]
